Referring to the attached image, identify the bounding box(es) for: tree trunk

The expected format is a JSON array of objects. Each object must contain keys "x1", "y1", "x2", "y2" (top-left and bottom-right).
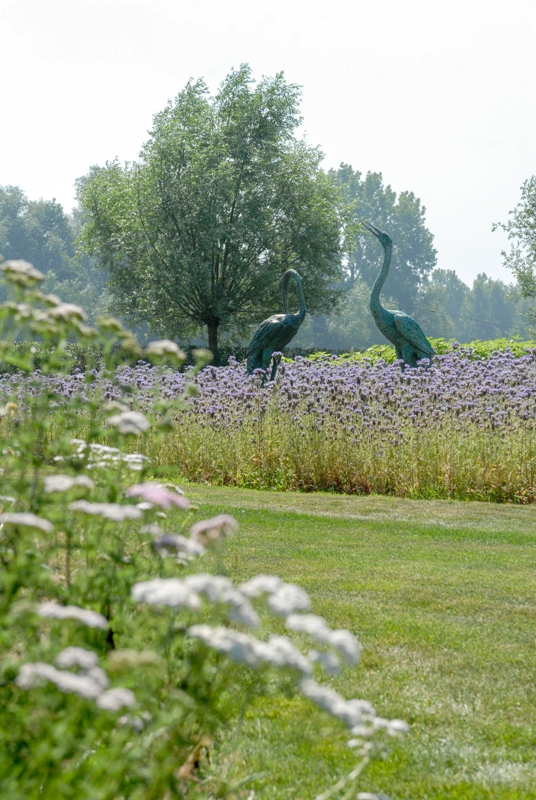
[{"x1": 207, "y1": 322, "x2": 219, "y2": 365}]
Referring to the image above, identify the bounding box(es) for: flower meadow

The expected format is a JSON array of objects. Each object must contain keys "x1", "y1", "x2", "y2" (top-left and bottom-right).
[
  {"x1": 0, "y1": 262, "x2": 407, "y2": 800},
  {"x1": 158, "y1": 348, "x2": 536, "y2": 502},
  {"x1": 4, "y1": 337, "x2": 536, "y2": 502}
]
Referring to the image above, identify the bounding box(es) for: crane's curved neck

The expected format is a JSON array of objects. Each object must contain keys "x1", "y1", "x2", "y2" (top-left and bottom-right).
[
  {"x1": 369, "y1": 240, "x2": 392, "y2": 316},
  {"x1": 283, "y1": 270, "x2": 306, "y2": 320}
]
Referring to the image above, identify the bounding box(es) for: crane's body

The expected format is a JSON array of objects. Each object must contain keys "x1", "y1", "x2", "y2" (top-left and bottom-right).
[
  {"x1": 363, "y1": 221, "x2": 434, "y2": 368},
  {"x1": 246, "y1": 269, "x2": 306, "y2": 381}
]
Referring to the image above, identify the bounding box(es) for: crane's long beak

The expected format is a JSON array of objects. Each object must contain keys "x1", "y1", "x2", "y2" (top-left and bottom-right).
[{"x1": 362, "y1": 220, "x2": 383, "y2": 238}]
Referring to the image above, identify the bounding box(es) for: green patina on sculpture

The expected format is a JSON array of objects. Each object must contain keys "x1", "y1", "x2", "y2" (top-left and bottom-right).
[
  {"x1": 363, "y1": 221, "x2": 435, "y2": 368},
  {"x1": 246, "y1": 269, "x2": 306, "y2": 381}
]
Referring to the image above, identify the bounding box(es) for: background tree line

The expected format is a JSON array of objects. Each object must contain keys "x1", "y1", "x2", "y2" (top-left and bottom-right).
[{"x1": 2, "y1": 66, "x2": 535, "y2": 356}]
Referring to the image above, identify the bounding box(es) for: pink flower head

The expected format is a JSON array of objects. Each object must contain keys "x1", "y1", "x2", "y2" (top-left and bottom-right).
[
  {"x1": 126, "y1": 483, "x2": 190, "y2": 510},
  {"x1": 190, "y1": 514, "x2": 238, "y2": 546}
]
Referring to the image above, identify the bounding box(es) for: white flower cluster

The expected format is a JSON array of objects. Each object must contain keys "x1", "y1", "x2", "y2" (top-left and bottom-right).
[
  {"x1": 16, "y1": 647, "x2": 135, "y2": 711},
  {"x1": 145, "y1": 339, "x2": 185, "y2": 363},
  {"x1": 308, "y1": 649, "x2": 341, "y2": 676},
  {"x1": 184, "y1": 574, "x2": 259, "y2": 628},
  {"x1": 97, "y1": 688, "x2": 137, "y2": 711},
  {"x1": 68, "y1": 439, "x2": 149, "y2": 471},
  {"x1": 69, "y1": 500, "x2": 142, "y2": 522},
  {"x1": 131, "y1": 574, "x2": 259, "y2": 627},
  {"x1": 150, "y1": 532, "x2": 206, "y2": 562},
  {"x1": 48, "y1": 302, "x2": 87, "y2": 323},
  {"x1": 131, "y1": 577, "x2": 202, "y2": 611},
  {"x1": 37, "y1": 601, "x2": 108, "y2": 629},
  {"x1": 0, "y1": 512, "x2": 53, "y2": 533},
  {"x1": 300, "y1": 679, "x2": 376, "y2": 729},
  {"x1": 44, "y1": 475, "x2": 95, "y2": 494},
  {"x1": 300, "y1": 678, "x2": 409, "y2": 740},
  {"x1": 188, "y1": 625, "x2": 312, "y2": 675},
  {"x1": 239, "y1": 574, "x2": 311, "y2": 616},
  {"x1": 286, "y1": 614, "x2": 361, "y2": 666},
  {"x1": 1, "y1": 259, "x2": 45, "y2": 286},
  {"x1": 108, "y1": 411, "x2": 150, "y2": 436},
  {"x1": 356, "y1": 794, "x2": 390, "y2": 800}
]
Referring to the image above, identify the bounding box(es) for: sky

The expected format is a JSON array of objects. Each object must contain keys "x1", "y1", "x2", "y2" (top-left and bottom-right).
[{"x1": 1, "y1": 0, "x2": 536, "y2": 286}]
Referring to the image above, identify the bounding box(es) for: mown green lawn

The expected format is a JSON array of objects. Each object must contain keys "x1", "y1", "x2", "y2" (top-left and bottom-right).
[{"x1": 182, "y1": 484, "x2": 536, "y2": 800}]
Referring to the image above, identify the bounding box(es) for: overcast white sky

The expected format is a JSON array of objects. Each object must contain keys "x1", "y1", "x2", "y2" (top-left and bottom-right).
[{"x1": 1, "y1": 0, "x2": 536, "y2": 285}]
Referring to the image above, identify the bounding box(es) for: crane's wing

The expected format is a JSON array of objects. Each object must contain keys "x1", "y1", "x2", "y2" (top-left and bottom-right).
[
  {"x1": 393, "y1": 313, "x2": 435, "y2": 355},
  {"x1": 246, "y1": 315, "x2": 287, "y2": 357}
]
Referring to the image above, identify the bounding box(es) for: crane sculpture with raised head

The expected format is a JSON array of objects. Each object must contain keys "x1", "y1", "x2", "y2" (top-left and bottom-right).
[
  {"x1": 246, "y1": 268, "x2": 306, "y2": 382},
  {"x1": 363, "y1": 220, "x2": 434, "y2": 368}
]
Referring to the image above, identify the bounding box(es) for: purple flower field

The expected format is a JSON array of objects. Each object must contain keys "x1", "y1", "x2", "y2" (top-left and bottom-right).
[{"x1": 2, "y1": 347, "x2": 536, "y2": 500}]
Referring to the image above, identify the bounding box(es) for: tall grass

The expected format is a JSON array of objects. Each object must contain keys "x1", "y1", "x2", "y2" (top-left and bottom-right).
[{"x1": 155, "y1": 409, "x2": 536, "y2": 501}]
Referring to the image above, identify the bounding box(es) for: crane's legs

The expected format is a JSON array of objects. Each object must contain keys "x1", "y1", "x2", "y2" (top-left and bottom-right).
[{"x1": 269, "y1": 352, "x2": 282, "y2": 382}]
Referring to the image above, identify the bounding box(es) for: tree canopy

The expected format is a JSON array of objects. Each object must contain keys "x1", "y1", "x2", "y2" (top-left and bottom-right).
[
  {"x1": 0, "y1": 185, "x2": 110, "y2": 321},
  {"x1": 494, "y1": 176, "x2": 536, "y2": 330},
  {"x1": 415, "y1": 270, "x2": 529, "y2": 342},
  {"x1": 331, "y1": 165, "x2": 437, "y2": 310},
  {"x1": 77, "y1": 65, "x2": 344, "y2": 358},
  {"x1": 0, "y1": 185, "x2": 73, "y2": 278}
]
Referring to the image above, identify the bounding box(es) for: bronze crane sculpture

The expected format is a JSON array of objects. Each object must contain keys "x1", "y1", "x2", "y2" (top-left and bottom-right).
[
  {"x1": 363, "y1": 220, "x2": 434, "y2": 368},
  {"x1": 246, "y1": 268, "x2": 306, "y2": 381}
]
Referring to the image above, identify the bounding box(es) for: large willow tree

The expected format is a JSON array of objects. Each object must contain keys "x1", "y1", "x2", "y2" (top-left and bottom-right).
[{"x1": 77, "y1": 65, "x2": 343, "y2": 358}]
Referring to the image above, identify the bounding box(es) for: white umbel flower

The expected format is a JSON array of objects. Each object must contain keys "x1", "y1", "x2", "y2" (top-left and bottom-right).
[
  {"x1": 267, "y1": 583, "x2": 311, "y2": 616},
  {"x1": 145, "y1": 340, "x2": 185, "y2": 362},
  {"x1": 1, "y1": 259, "x2": 45, "y2": 285},
  {"x1": 131, "y1": 577, "x2": 201, "y2": 610},
  {"x1": 37, "y1": 602, "x2": 108, "y2": 629},
  {"x1": 188, "y1": 625, "x2": 262, "y2": 668},
  {"x1": 68, "y1": 500, "x2": 142, "y2": 522},
  {"x1": 184, "y1": 574, "x2": 259, "y2": 628},
  {"x1": 386, "y1": 719, "x2": 410, "y2": 735},
  {"x1": 188, "y1": 625, "x2": 312, "y2": 675},
  {"x1": 108, "y1": 410, "x2": 150, "y2": 436},
  {"x1": 329, "y1": 629, "x2": 361, "y2": 666},
  {"x1": 238, "y1": 574, "x2": 284, "y2": 597},
  {"x1": 262, "y1": 635, "x2": 312, "y2": 675},
  {"x1": 0, "y1": 512, "x2": 53, "y2": 533},
  {"x1": 49, "y1": 303, "x2": 87, "y2": 322},
  {"x1": 151, "y1": 533, "x2": 205, "y2": 558},
  {"x1": 238, "y1": 576, "x2": 310, "y2": 616},
  {"x1": 96, "y1": 687, "x2": 136, "y2": 711},
  {"x1": 309, "y1": 649, "x2": 341, "y2": 675},
  {"x1": 44, "y1": 475, "x2": 94, "y2": 494},
  {"x1": 55, "y1": 647, "x2": 100, "y2": 670},
  {"x1": 16, "y1": 663, "x2": 104, "y2": 700},
  {"x1": 85, "y1": 667, "x2": 110, "y2": 690},
  {"x1": 285, "y1": 613, "x2": 332, "y2": 644},
  {"x1": 299, "y1": 679, "x2": 374, "y2": 729}
]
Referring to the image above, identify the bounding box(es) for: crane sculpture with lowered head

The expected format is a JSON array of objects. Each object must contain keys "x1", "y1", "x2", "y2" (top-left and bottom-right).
[
  {"x1": 246, "y1": 268, "x2": 306, "y2": 382},
  {"x1": 363, "y1": 220, "x2": 434, "y2": 368}
]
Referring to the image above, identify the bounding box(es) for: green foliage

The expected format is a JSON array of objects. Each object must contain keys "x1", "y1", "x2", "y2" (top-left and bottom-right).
[
  {"x1": 331, "y1": 165, "x2": 437, "y2": 309},
  {"x1": 416, "y1": 271, "x2": 532, "y2": 342},
  {"x1": 294, "y1": 269, "x2": 532, "y2": 352},
  {"x1": 0, "y1": 186, "x2": 112, "y2": 324},
  {"x1": 291, "y1": 279, "x2": 384, "y2": 351},
  {"x1": 303, "y1": 337, "x2": 536, "y2": 365},
  {"x1": 77, "y1": 65, "x2": 344, "y2": 359},
  {"x1": 494, "y1": 175, "x2": 536, "y2": 302},
  {"x1": 0, "y1": 186, "x2": 74, "y2": 276}
]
